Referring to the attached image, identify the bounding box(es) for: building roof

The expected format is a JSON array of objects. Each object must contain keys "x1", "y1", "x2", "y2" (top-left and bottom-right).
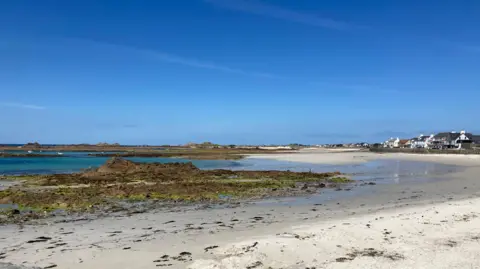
[
  {"x1": 418, "y1": 135, "x2": 431, "y2": 141},
  {"x1": 434, "y1": 132, "x2": 473, "y2": 141},
  {"x1": 434, "y1": 133, "x2": 453, "y2": 141},
  {"x1": 434, "y1": 132, "x2": 461, "y2": 141}
]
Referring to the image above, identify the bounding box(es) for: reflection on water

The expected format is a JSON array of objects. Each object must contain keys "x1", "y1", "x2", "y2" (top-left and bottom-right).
[
  {"x1": 359, "y1": 159, "x2": 460, "y2": 184},
  {"x1": 234, "y1": 158, "x2": 461, "y2": 185},
  {"x1": 244, "y1": 159, "x2": 463, "y2": 184},
  {"x1": 253, "y1": 159, "x2": 462, "y2": 207}
]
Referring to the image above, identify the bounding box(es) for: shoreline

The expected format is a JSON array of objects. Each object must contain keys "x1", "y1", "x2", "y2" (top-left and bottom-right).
[
  {"x1": 2, "y1": 151, "x2": 480, "y2": 268},
  {"x1": 2, "y1": 174, "x2": 480, "y2": 269},
  {"x1": 247, "y1": 148, "x2": 480, "y2": 166},
  {"x1": 0, "y1": 158, "x2": 352, "y2": 224}
]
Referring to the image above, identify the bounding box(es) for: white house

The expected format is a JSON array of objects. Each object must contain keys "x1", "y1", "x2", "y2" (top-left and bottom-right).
[
  {"x1": 425, "y1": 134, "x2": 435, "y2": 148},
  {"x1": 384, "y1": 137, "x2": 400, "y2": 148},
  {"x1": 455, "y1": 131, "x2": 472, "y2": 149},
  {"x1": 410, "y1": 134, "x2": 434, "y2": 148}
]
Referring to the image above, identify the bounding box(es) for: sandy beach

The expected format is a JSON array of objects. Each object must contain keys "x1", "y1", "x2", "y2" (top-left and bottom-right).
[
  {"x1": 2, "y1": 150, "x2": 480, "y2": 269},
  {"x1": 248, "y1": 148, "x2": 480, "y2": 166}
]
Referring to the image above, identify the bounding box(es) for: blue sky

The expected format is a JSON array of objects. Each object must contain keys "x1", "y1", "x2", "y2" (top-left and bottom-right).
[{"x1": 0, "y1": 0, "x2": 479, "y2": 145}]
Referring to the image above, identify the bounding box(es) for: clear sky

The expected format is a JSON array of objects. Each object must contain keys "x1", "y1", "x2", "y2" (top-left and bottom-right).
[{"x1": 0, "y1": 0, "x2": 479, "y2": 145}]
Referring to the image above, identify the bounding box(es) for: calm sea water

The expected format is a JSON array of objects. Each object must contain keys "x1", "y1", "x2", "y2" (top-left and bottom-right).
[
  {"x1": 0, "y1": 152, "x2": 462, "y2": 185},
  {"x1": 0, "y1": 156, "x2": 244, "y2": 175}
]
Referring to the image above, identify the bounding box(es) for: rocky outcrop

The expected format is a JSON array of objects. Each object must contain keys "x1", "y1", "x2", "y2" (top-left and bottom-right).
[
  {"x1": 96, "y1": 157, "x2": 138, "y2": 173},
  {"x1": 23, "y1": 142, "x2": 41, "y2": 148},
  {"x1": 95, "y1": 157, "x2": 199, "y2": 174},
  {"x1": 36, "y1": 157, "x2": 343, "y2": 187}
]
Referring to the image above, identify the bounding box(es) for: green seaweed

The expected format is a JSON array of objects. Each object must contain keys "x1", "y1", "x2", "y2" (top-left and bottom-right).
[
  {"x1": 0, "y1": 159, "x2": 352, "y2": 214},
  {"x1": 328, "y1": 177, "x2": 352, "y2": 183}
]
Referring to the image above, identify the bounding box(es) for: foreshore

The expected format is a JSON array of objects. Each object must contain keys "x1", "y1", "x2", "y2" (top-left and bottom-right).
[
  {"x1": 2, "y1": 150, "x2": 480, "y2": 268},
  {"x1": 248, "y1": 148, "x2": 480, "y2": 166},
  {"x1": 0, "y1": 147, "x2": 296, "y2": 160}
]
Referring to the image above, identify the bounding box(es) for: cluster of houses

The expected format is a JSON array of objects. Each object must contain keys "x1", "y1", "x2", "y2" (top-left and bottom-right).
[
  {"x1": 318, "y1": 143, "x2": 370, "y2": 148},
  {"x1": 383, "y1": 131, "x2": 480, "y2": 150}
]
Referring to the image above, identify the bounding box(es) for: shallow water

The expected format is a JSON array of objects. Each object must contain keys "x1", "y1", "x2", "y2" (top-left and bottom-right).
[
  {"x1": 0, "y1": 154, "x2": 461, "y2": 183},
  {"x1": 0, "y1": 157, "x2": 463, "y2": 211},
  {"x1": 252, "y1": 159, "x2": 462, "y2": 206},
  {"x1": 234, "y1": 158, "x2": 461, "y2": 184}
]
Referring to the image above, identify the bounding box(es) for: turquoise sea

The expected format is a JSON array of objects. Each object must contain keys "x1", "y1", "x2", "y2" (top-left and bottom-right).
[{"x1": 0, "y1": 154, "x2": 242, "y2": 175}]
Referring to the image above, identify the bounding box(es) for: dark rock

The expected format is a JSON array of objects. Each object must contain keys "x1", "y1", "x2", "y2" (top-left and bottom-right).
[{"x1": 10, "y1": 209, "x2": 20, "y2": 215}]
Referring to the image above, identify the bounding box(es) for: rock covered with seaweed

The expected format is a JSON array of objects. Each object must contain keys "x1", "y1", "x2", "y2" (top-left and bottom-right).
[{"x1": 0, "y1": 158, "x2": 351, "y2": 223}]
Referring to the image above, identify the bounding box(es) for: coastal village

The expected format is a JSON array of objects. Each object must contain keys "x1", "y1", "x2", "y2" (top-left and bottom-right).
[{"x1": 382, "y1": 130, "x2": 480, "y2": 150}]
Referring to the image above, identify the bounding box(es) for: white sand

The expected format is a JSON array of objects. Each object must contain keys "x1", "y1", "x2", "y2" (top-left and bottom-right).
[
  {"x1": 248, "y1": 148, "x2": 480, "y2": 166},
  {"x1": 190, "y1": 197, "x2": 480, "y2": 269},
  {"x1": 4, "y1": 196, "x2": 480, "y2": 269}
]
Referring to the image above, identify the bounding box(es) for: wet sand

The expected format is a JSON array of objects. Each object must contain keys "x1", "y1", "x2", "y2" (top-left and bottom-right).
[{"x1": 1, "y1": 151, "x2": 480, "y2": 268}]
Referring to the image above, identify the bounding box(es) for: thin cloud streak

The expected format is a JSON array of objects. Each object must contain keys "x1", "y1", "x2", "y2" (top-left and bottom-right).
[
  {"x1": 0, "y1": 102, "x2": 46, "y2": 110},
  {"x1": 204, "y1": 0, "x2": 365, "y2": 30},
  {"x1": 72, "y1": 38, "x2": 283, "y2": 79}
]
